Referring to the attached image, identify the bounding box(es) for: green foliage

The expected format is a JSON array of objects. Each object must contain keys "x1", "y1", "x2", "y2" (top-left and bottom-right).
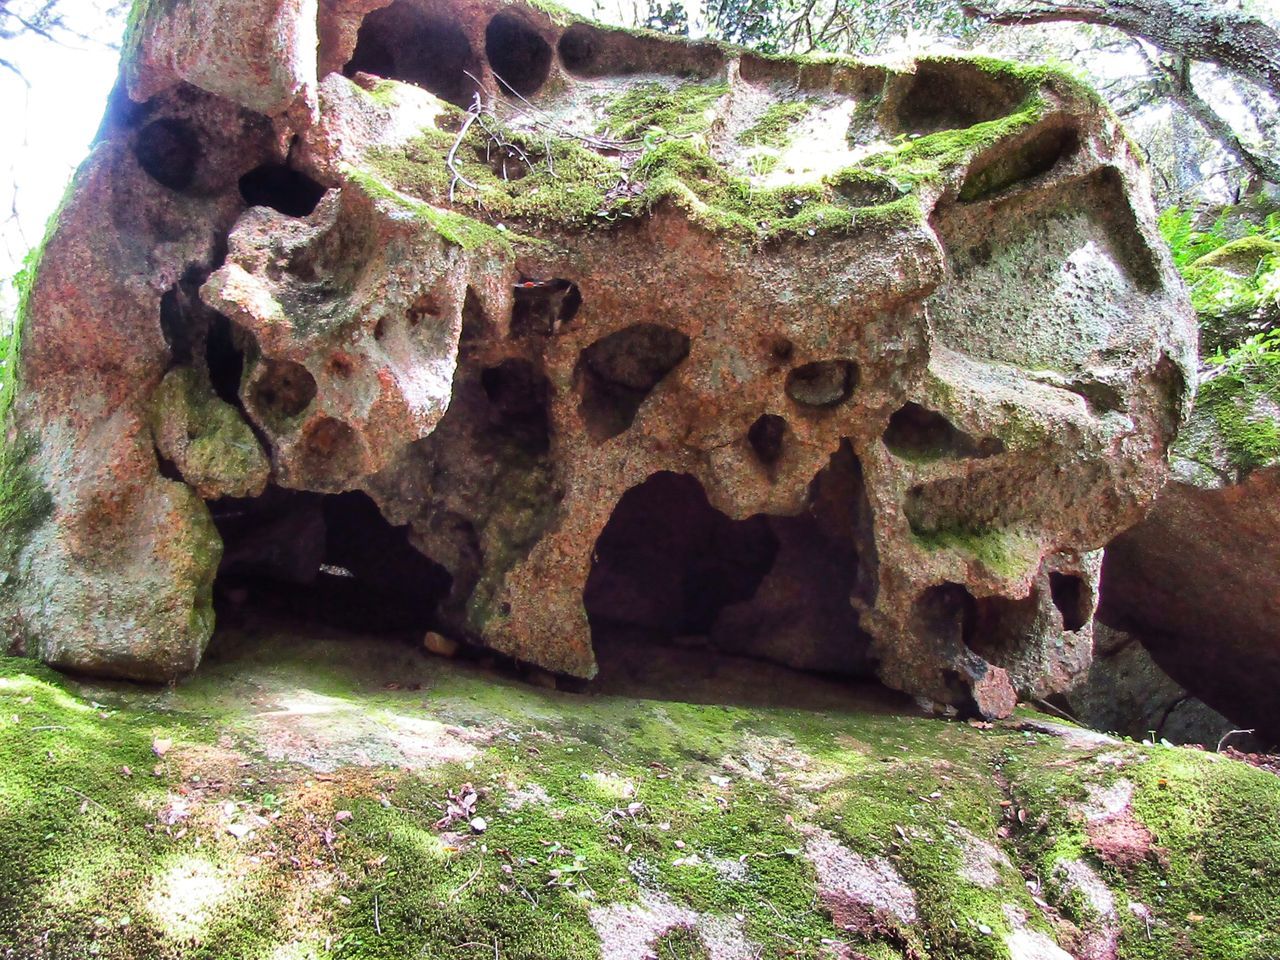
[
  {"x1": 1196, "y1": 328, "x2": 1280, "y2": 471},
  {"x1": 1159, "y1": 208, "x2": 1280, "y2": 340},
  {"x1": 1161, "y1": 205, "x2": 1280, "y2": 472},
  {"x1": 701, "y1": 0, "x2": 978, "y2": 56}
]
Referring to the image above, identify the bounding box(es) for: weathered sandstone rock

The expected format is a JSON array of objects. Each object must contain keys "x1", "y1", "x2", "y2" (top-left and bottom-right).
[{"x1": 0, "y1": 0, "x2": 1193, "y2": 712}]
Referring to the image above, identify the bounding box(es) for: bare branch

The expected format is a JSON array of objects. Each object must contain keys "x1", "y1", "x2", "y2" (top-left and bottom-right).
[{"x1": 961, "y1": 0, "x2": 1280, "y2": 96}]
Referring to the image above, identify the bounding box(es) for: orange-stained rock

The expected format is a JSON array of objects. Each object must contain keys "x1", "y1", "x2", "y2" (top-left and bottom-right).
[{"x1": 0, "y1": 0, "x2": 1194, "y2": 713}]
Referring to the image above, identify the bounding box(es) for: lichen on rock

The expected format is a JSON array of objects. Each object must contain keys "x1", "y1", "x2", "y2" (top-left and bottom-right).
[{"x1": 0, "y1": 0, "x2": 1194, "y2": 716}]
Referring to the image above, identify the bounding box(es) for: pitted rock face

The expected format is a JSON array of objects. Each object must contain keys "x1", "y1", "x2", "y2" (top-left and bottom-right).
[{"x1": 0, "y1": 0, "x2": 1194, "y2": 713}]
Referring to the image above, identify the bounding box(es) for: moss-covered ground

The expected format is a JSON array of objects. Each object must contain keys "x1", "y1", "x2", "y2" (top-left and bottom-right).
[{"x1": 1, "y1": 626, "x2": 1277, "y2": 959}]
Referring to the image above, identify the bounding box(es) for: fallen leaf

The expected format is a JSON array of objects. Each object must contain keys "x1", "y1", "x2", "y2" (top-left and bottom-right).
[{"x1": 152, "y1": 738, "x2": 172, "y2": 757}]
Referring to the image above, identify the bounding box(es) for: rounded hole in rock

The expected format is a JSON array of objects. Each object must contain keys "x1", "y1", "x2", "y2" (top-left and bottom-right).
[
  {"x1": 210, "y1": 486, "x2": 451, "y2": 635},
  {"x1": 883, "y1": 402, "x2": 1004, "y2": 461},
  {"x1": 134, "y1": 118, "x2": 201, "y2": 192},
  {"x1": 239, "y1": 163, "x2": 327, "y2": 217},
  {"x1": 786, "y1": 359, "x2": 856, "y2": 408},
  {"x1": 748, "y1": 414, "x2": 786, "y2": 465},
  {"x1": 510, "y1": 279, "x2": 581, "y2": 337},
  {"x1": 1049, "y1": 571, "x2": 1090, "y2": 632},
  {"x1": 891, "y1": 61, "x2": 1024, "y2": 135},
  {"x1": 250, "y1": 359, "x2": 317, "y2": 423},
  {"x1": 557, "y1": 23, "x2": 597, "y2": 74},
  {"x1": 344, "y1": 0, "x2": 476, "y2": 107},
  {"x1": 480, "y1": 358, "x2": 552, "y2": 454},
  {"x1": 485, "y1": 12, "x2": 552, "y2": 97},
  {"x1": 576, "y1": 323, "x2": 690, "y2": 441}
]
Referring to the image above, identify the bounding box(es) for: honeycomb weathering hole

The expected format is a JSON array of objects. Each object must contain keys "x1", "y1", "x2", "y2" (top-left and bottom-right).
[
  {"x1": 577, "y1": 323, "x2": 691, "y2": 441},
  {"x1": 135, "y1": 118, "x2": 201, "y2": 192},
  {"x1": 959, "y1": 126, "x2": 1080, "y2": 203},
  {"x1": 485, "y1": 13, "x2": 552, "y2": 96},
  {"x1": 883, "y1": 402, "x2": 1004, "y2": 461},
  {"x1": 748, "y1": 414, "x2": 786, "y2": 465},
  {"x1": 510, "y1": 279, "x2": 580, "y2": 336},
  {"x1": 1049, "y1": 571, "x2": 1089, "y2": 632},
  {"x1": 239, "y1": 164, "x2": 327, "y2": 217},
  {"x1": 584, "y1": 472, "x2": 779, "y2": 641},
  {"x1": 344, "y1": 1, "x2": 476, "y2": 107},
  {"x1": 786, "y1": 360, "x2": 856, "y2": 408},
  {"x1": 300, "y1": 417, "x2": 364, "y2": 483},
  {"x1": 891, "y1": 62, "x2": 1025, "y2": 135},
  {"x1": 557, "y1": 23, "x2": 596, "y2": 74},
  {"x1": 251, "y1": 359, "x2": 317, "y2": 422}
]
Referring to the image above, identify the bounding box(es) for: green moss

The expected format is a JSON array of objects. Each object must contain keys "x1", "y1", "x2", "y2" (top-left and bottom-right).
[
  {"x1": 4, "y1": 638, "x2": 1280, "y2": 959},
  {"x1": 1003, "y1": 737, "x2": 1280, "y2": 960},
  {"x1": 149, "y1": 367, "x2": 268, "y2": 493},
  {"x1": 912, "y1": 524, "x2": 1039, "y2": 579},
  {"x1": 341, "y1": 163, "x2": 538, "y2": 253},
  {"x1": 601, "y1": 81, "x2": 729, "y2": 143},
  {"x1": 736, "y1": 101, "x2": 814, "y2": 149},
  {"x1": 0, "y1": 434, "x2": 52, "y2": 573},
  {"x1": 1190, "y1": 236, "x2": 1280, "y2": 274},
  {"x1": 1195, "y1": 371, "x2": 1280, "y2": 473}
]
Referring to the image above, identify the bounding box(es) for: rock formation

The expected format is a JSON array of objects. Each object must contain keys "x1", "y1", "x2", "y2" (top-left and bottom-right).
[
  {"x1": 1097, "y1": 232, "x2": 1280, "y2": 744},
  {"x1": 0, "y1": 0, "x2": 1194, "y2": 715}
]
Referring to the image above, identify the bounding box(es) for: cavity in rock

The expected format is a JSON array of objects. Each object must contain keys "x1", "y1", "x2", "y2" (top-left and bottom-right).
[
  {"x1": 577, "y1": 324, "x2": 690, "y2": 440},
  {"x1": 239, "y1": 164, "x2": 327, "y2": 217},
  {"x1": 485, "y1": 13, "x2": 552, "y2": 96}
]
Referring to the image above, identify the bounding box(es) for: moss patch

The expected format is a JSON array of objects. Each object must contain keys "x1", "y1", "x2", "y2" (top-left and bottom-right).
[
  {"x1": 912, "y1": 524, "x2": 1040, "y2": 579},
  {"x1": 735, "y1": 101, "x2": 814, "y2": 150},
  {"x1": 4, "y1": 628, "x2": 1276, "y2": 959}
]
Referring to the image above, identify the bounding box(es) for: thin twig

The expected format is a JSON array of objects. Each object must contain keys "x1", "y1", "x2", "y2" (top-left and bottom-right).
[
  {"x1": 447, "y1": 98, "x2": 485, "y2": 200},
  {"x1": 1031, "y1": 697, "x2": 1079, "y2": 724},
  {"x1": 1217, "y1": 728, "x2": 1257, "y2": 752},
  {"x1": 64, "y1": 786, "x2": 108, "y2": 812},
  {"x1": 373, "y1": 893, "x2": 381, "y2": 934},
  {"x1": 450, "y1": 860, "x2": 484, "y2": 900}
]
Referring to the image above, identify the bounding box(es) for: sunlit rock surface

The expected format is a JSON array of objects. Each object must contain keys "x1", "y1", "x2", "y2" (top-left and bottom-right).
[{"x1": 0, "y1": 0, "x2": 1193, "y2": 714}]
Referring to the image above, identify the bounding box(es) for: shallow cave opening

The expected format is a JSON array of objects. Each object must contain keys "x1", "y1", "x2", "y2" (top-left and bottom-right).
[
  {"x1": 239, "y1": 163, "x2": 327, "y2": 217},
  {"x1": 344, "y1": 0, "x2": 477, "y2": 107},
  {"x1": 210, "y1": 485, "x2": 451, "y2": 635},
  {"x1": 584, "y1": 472, "x2": 779, "y2": 645},
  {"x1": 485, "y1": 13, "x2": 552, "y2": 96},
  {"x1": 587, "y1": 446, "x2": 882, "y2": 689}
]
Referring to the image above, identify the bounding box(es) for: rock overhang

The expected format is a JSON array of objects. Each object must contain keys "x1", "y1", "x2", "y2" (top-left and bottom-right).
[{"x1": 0, "y1": 0, "x2": 1196, "y2": 716}]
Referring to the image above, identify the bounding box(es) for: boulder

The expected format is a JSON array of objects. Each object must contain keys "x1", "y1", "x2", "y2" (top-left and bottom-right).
[{"x1": 0, "y1": 0, "x2": 1193, "y2": 712}]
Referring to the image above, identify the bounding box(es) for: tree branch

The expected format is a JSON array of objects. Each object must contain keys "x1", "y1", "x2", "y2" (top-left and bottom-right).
[
  {"x1": 1143, "y1": 49, "x2": 1280, "y2": 184},
  {"x1": 961, "y1": 0, "x2": 1280, "y2": 96}
]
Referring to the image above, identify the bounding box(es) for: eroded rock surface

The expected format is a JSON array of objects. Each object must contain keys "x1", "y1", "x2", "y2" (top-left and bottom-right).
[{"x1": 0, "y1": 0, "x2": 1193, "y2": 710}]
